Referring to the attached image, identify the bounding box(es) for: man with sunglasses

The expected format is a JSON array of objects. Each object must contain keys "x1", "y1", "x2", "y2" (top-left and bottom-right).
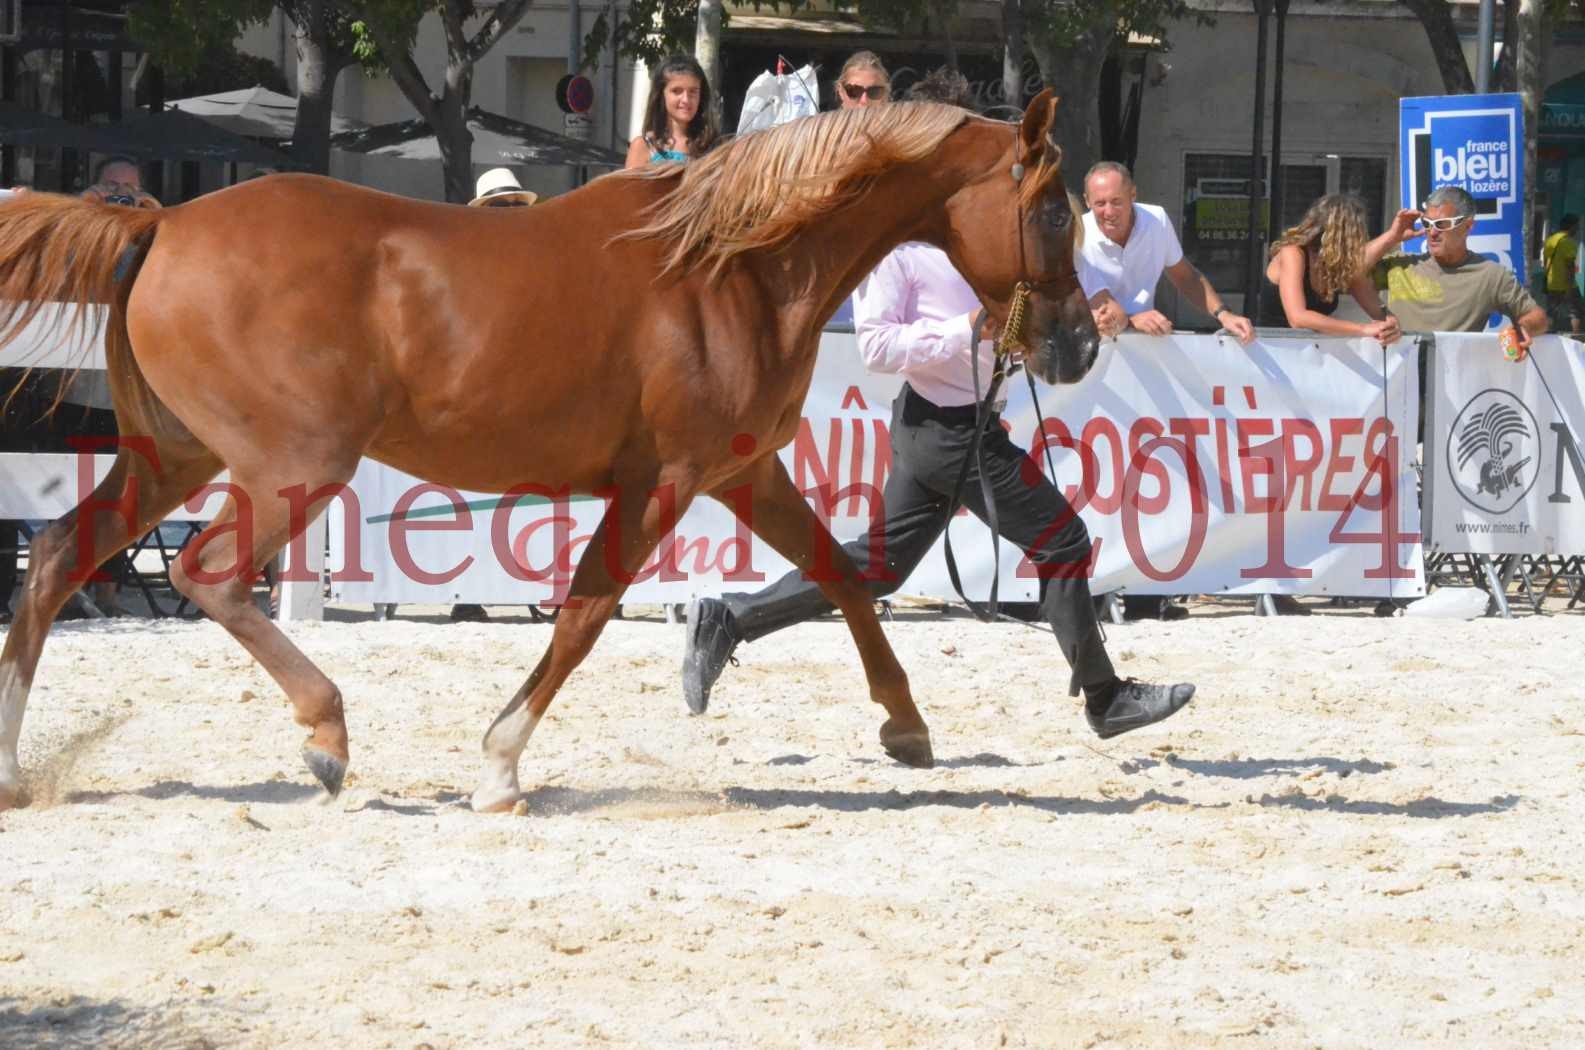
[{"x1": 1377, "y1": 186, "x2": 1546, "y2": 349}]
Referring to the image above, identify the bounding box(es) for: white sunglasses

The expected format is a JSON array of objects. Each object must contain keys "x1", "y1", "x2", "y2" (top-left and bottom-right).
[{"x1": 1415, "y1": 214, "x2": 1471, "y2": 232}]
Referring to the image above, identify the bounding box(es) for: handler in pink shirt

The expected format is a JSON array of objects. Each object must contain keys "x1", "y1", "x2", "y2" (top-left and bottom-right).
[{"x1": 680, "y1": 245, "x2": 1195, "y2": 741}]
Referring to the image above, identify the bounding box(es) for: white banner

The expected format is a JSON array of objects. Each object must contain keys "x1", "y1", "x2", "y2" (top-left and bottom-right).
[
  {"x1": 1426, "y1": 334, "x2": 1585, "y2": 555},
  {"x1": 326, "y1": 331, "x2": 1423, "y2": 607}
]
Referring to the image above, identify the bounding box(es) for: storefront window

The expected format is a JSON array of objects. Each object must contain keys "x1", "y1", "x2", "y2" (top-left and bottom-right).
[{"x1": 1182, "y1": 152, "x2": 1387, "y2": 294}]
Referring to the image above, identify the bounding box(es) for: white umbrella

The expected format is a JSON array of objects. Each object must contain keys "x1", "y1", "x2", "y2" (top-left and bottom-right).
[
  {"x1": 167, "y1": 85, "x2": 365, "y2": 140},
  {"x1": 329, "y1": 107, "x2": 625, "y2": 168}
]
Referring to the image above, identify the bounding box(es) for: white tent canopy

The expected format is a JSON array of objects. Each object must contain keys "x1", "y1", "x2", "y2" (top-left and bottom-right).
[{"x1": 167, "y1": 85, "x2": 365, "y2": 140}]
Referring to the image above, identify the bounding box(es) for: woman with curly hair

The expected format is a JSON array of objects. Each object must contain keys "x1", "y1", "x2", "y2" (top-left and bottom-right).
[
  {"x1": 625, "y1": 54, "x2": 719, "y2": 169},
  {"x1": 1262, "y1": 194, "x2": 1402, "y2": 345}
]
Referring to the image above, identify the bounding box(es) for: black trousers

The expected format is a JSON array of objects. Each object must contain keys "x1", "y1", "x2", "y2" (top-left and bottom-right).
[{"x1": 723, "y1": 385, "x2": 1116, "y2": 697}]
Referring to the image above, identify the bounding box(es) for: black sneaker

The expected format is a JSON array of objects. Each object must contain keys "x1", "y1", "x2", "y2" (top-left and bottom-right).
[
  {"x1": 682, "y1": 598, "x2": 741, "y2": 715},
  {"x1": 1086, "y1": 679, "x2": 1195, "y2": 740}
]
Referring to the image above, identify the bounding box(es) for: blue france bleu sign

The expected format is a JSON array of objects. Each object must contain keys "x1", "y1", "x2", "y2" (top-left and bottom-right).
[{"x1": 1399, "y1": 94, "x2": 1526, "y2": 281}]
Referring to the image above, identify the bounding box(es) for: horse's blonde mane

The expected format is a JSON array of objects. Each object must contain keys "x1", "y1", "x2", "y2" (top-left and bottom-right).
[{"x1": 621, "y1": 102, "x2": 973, "y2": 277}]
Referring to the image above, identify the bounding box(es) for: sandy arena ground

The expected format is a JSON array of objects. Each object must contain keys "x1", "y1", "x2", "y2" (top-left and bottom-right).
[{"x1": 1, "y1": 601, "x2": 1582, "y2": 1049}]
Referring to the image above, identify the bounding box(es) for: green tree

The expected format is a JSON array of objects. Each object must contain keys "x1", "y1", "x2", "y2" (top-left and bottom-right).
[
  {"x1": 1022, "y1": 0, "x2": 1205, "y2": 179},
  {"x1": 128, "y1": 0, "x2": 360, "y2": 174},
  {"x1": 580, "y1": 0, "x2": 709, "y2": 70},
  {"x1": 347, "y1": 1, "x2": 537, "y2": 202},
  {"x1": 1398, "y1": 0, "x2": 1474, "y2": 95}
]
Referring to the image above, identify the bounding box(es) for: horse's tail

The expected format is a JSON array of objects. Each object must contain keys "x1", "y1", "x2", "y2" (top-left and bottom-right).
[{"x1": 0, "y1": 191, "x2": 166, "y2": 432}]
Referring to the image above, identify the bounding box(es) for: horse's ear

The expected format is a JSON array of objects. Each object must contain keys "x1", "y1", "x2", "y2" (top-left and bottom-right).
[{"x1": 1019, "y1": 88, "x2": 1057, "y2": 155}]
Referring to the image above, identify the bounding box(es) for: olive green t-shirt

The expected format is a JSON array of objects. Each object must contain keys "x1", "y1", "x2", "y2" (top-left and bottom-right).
[{"x1": 1378, "y1": 253, "x2": 1540, "y2": 333}]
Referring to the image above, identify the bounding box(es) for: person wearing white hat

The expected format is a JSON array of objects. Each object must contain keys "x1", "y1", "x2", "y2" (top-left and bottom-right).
[
  {"x1": 468, "y1": 167, "x2": 538, "y2": 208},
  {"x1": 443, "y1": 166, "x2": 537, "y2": 625}
]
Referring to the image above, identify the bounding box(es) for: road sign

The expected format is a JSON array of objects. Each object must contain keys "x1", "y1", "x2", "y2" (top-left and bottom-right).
[{"x1": 556, "y1": 74, "x2": 595, "y2": 115}]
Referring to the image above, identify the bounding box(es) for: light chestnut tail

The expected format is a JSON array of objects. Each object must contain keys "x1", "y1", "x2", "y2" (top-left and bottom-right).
[{"x1": 0, "y1": 191, "x2": 172, "y2": 440}]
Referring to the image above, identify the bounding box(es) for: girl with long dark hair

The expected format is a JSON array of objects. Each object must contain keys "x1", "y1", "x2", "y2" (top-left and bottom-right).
[{"x1": 625, "y1": 55, "x2": 719, "y2": 169}]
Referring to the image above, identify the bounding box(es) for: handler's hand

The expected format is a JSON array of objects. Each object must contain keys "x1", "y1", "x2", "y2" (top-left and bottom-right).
[
  {"x1": 971, "y1": 308, "x2": 1001, "y2": 345},
  {"x1": 1128, "y1": 309, "x2": 1174, "y2": 337},
  {"x1": 1219, "y1": 311, "x2": 1256, "y2": 345}
]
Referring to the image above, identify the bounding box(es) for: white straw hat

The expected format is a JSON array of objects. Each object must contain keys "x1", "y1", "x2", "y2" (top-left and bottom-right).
[{"x1": 468, "y1": 167, "x2": 538, "y2": 207}]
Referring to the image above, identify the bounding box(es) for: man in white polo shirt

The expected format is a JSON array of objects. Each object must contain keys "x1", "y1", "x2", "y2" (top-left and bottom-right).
[
  {"x1": 1079, "y1": 161, "x2": 1255, "y2": 621},
  {"x1": 1080, "y1": 161, "x2": 1255, "y2": 344}
]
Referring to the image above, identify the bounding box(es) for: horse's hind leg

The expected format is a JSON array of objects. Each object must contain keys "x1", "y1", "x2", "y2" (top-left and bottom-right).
[
  {"x1": 0, "y1": 443, "x2": 221, "y2": 810},
  {"x1": 715, "y1": 455, "x2": 931, "y2": 767},
  {"x1": 166, "y1": 465, "x2": 356, "y2": 797},
  {"x1": 473, "y1": 467, "x2": 692, "y2": 812}
]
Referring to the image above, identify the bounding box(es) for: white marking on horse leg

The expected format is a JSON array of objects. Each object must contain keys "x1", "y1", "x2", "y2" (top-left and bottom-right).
[
  {"x1": 472, "y1": 709, "x2": 540, "y2": 813},
  {"x1": 0, "y1": 659, "x2": 30, "y2": 806}
]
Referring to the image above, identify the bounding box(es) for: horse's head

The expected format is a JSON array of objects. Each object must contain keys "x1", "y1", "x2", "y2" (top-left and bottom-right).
[{"x1": 946, "y1": 90, "x2": 1098, "y2": 385}]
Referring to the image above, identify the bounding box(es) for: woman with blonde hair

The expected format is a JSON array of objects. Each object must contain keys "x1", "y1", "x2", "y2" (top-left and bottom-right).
[
  {"x1": 834, "y1": 51, "x2": 891, "y2": 109},
  {"x1": 1262, "y1": 194, "x2": 1402, "y2": 345}
]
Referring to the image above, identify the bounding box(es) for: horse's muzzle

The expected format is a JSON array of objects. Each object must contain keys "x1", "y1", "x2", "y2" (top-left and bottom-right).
[{"x1": 1029, "y1": 327, "x2": 1100, "y2": 385}]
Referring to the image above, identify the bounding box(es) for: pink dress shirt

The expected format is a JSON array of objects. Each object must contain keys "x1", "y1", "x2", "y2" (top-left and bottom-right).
[{"x1": 852, "y1": 242, "x2": 998, "y2": 409}]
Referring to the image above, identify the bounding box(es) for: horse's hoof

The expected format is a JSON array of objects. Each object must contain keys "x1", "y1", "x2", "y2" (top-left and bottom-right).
[
  {"x1": 879, "y1": 720, "x2": 934, "y2": 769},
  {"x1": 471, "y1": 761, "x2": 522, "y2": 814},
  {"x1": 470, "y1": 785, "x2": 523, "y2": 814},
  {"x1": 0, "y1": 780, "x2": 21, "y2": 812},
  {"x1": 302, "y1": 746, "x2": 347, "y2": 797}
]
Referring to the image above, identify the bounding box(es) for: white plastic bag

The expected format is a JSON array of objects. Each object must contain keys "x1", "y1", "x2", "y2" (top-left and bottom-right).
[{"x1": 736, "y1": 64, "x2": 821, "y2": 137}]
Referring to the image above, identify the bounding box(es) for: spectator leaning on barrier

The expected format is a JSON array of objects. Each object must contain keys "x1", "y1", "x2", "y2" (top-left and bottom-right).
[
  {"x1": 1259, "y1": 195, "x2": 1414, "y2": 617},
  {"x1": 1261, "y1": 194, "x2": 1403, "y2": 346},
  {"x1": 625, "y1": 54, "x2": 719, "y2": 170},
  {"x1": 1079, "y1": 161, "x2": 1256, "y2": 345},
  {"x1": 1077, "y1": 161, "x2": 1255, "y2": 621},
  {"x1": 835, "y1": 51, "x2": 891, "y2": 110},
  {"x1": 1377, "y1": 186, "x2": 1547, "y2": 349},
  {"x1": 677, "y1": 69, "x2": 1196, "y2": 743},
  {"x1": 1541, "y1": 214, "x2": 1582, "y2": 337}
]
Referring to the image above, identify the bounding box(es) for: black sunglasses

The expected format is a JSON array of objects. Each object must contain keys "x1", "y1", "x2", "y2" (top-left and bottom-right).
[
  {"x1": 841, "y1": 82, "x2": 889, "y2": 102},
  {"x1": 485, "y1": 198, "x2": 528, "y2": 208}
]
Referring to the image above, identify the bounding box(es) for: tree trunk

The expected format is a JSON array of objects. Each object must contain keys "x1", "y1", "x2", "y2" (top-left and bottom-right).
[
  {"x1": 1401, "y1": 0, "x2": 1476, "y2": 94},
  {"x1": 357, "y1": 0, "x2": 535, "y2": 202},
  {"x1": 933, "y1": 0, "x2": 959, "y2": 72},
  {"x1": 436, "y1": 61, "x2": 475, "y2": 204},
  {"x1": 1001, "y1": 0, "x2": 1025, "y2": 112},
  {"x1": 694, "y1": 0, "x2": 723, "y2": 124},
  {"x1": 289, "y1": 0, "x2": 349, "y2": 175},
  {"x1": 1028, "y1": 8, "x2": 1113, "y2": 182},
  {"x1": 1515, "y1": 0, "x2": 1542, "y2": 279},
  {"x1": 1494, "y1": 0, "x2": 1517, "y2": 91}
]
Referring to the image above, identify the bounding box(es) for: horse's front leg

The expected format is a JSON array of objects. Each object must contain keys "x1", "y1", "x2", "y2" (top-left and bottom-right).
[
  {"x1": 472, "y1": 465, "x2": 697, "y2": 812},
  {"x1": 716, "y1": 455, "x2": 931, "y2": 768}
]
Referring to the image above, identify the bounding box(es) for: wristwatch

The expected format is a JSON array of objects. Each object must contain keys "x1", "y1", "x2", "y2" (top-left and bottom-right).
[{"x1": 1212, "y1": 306, "x2": 1231, "y2": 319}]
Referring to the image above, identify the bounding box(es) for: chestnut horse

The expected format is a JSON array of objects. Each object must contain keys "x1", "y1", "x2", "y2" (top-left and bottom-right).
[{"x1": 0, "y1": 91, "x2": 1096, "y2": 813}]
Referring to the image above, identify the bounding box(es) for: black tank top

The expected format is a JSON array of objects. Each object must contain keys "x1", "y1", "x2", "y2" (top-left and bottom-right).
[{"x1": 1259, "y1": 249, "x2": 1340, "y2": 328}]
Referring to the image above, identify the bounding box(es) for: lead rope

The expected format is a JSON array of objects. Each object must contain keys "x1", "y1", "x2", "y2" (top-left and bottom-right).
[{"x1": 941, "y1": 246, "x2": 1034, "y2": 621}]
